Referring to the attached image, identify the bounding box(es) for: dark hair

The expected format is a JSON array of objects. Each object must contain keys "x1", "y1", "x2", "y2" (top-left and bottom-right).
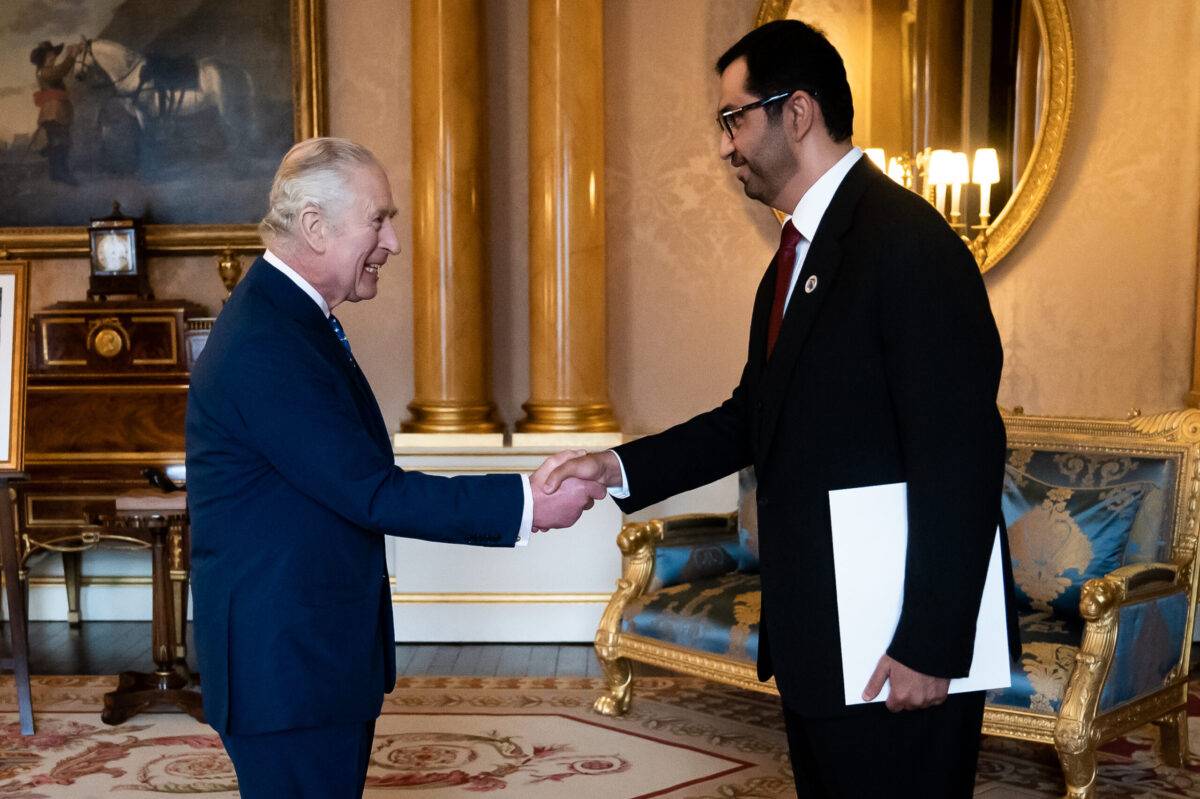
[{"x1": 716, "y1": 20, "x2": 854, "y2": 142}]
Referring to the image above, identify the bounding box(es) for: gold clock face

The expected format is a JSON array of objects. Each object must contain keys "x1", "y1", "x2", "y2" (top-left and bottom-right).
[{"x1": 91, "y1": 328, "x2": 124, "y2": 359}]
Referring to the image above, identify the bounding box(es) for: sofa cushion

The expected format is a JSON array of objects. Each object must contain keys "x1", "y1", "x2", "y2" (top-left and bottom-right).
[
  {"x1": 648, "y1": 539, "x2": 757, "y2": 593},
  {"x1": 1002, "y1": 460, "x2": 1150, "y2": 617},
  {"x1": 1006, "y1": 448, "x2": 1176, "y2": 565},
  {"x1": 620, "y1": 572, "x2": 760, "y2": 664},
  {"x1": 986, "y1": 611, "x2": 1081, "y2": 713}
]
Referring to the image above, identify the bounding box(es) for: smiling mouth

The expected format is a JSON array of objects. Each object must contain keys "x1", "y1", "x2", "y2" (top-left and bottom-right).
[{"x1": 364, "y1": 265, "x2": 382, "y2": 275}]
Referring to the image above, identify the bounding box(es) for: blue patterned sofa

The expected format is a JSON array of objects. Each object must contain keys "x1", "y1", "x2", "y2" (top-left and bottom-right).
[{"x1": 593, "y1": 410, "x2": 1200, "y2": 798}]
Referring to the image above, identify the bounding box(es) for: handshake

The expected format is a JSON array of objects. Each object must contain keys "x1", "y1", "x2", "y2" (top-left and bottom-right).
[{"x1": 529, "y1": 449, "x2": 625, "y2": 532}]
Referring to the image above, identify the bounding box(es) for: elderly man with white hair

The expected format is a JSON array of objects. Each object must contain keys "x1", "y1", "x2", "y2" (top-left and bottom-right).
[{"x1": 185, "y1": 137, "x2": 606, "y2": 798}]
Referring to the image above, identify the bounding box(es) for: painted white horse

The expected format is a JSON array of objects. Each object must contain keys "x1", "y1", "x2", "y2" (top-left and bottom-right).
[{"x1": 75, "y1": 38, "x2": 256, "y2": 148}]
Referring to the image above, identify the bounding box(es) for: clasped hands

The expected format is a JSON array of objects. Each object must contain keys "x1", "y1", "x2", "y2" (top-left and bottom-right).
[{"x1": 530, "y1": 450, "x2": 624, "y2": 532}]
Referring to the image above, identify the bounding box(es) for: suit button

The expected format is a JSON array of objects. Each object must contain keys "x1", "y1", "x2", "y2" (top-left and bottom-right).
[
  {"x1": 758, "y1": 495, "x2": 770, "y2": 508},
  {"x1": 756, "y1": 400, "x2": 764, "y2": 413}
]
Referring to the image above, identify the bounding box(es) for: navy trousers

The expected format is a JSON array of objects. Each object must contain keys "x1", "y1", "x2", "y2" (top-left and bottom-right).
[
  {"x1": 783, "y1": 691, "x2": 986, "y2": 798},
  {"x1": 221, "y1": 719, "x2": 376, "y2": 798}
]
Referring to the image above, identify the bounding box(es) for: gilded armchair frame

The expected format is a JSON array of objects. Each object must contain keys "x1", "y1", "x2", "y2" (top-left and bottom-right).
[
  {"x1": 594, "y1": 409, "x2": 1200, "y2": 798},
  {"x1": 592, "y1": 512, "x2": 776, "y2": 716},
  {"x1": 983, "y1": 409, "x2": 1200, "y2": 798}
]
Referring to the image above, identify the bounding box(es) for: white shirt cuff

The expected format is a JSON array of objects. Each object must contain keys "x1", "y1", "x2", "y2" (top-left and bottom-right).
[
  {"x1": 607, "y1": 450, "x2": 631, "y2": 500},
  {"x1": 515, "y1": 474, "x2": 532, "y2": 546}
]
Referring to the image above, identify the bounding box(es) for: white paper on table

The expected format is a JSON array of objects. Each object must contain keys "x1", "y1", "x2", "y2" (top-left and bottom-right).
[{"x1": 828, "y1": 482, "x2": 1011, "y2": 706}]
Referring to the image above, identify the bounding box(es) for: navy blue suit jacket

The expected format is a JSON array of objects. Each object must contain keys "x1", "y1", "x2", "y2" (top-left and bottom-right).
[{"x1": 186, "y1": 259, "x2": 522, "y2": 735}]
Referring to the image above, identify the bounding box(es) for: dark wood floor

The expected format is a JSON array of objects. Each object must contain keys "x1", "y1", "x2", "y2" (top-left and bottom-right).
[{"x1": 3, "y1": 622, "x2": 664, "y2": 678}]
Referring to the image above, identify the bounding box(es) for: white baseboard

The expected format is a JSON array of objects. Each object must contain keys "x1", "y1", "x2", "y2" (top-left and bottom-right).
[{"x1": 393, "y1": 602, "x2": 608, "y2": 642}]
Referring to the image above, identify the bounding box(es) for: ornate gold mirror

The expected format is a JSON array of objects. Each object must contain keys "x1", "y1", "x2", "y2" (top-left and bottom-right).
[{"x1": 756, "y1": 0, "x2": 1073, "y2": 272}]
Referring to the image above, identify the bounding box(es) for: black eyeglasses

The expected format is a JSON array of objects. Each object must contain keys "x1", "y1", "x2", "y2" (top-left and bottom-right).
[{"x1": 716, "y1": 91, "x2": 797, "y2": 138}]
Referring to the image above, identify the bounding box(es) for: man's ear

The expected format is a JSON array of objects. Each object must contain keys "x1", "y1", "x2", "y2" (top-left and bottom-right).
[
  {"x1": 297, "y1": 204, "x2": 326, "y2": 255},
  {"x1": 787, "y1": 91, "x2": 817, "y2": 142}
]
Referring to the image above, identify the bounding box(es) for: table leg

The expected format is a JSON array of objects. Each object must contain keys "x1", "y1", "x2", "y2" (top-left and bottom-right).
[
  {"x1": 102, "y1": 519, "x2": 203, "y2": 725},
  {"x1": 62, "y1": 551, "x2": 82, "y2": 626}
]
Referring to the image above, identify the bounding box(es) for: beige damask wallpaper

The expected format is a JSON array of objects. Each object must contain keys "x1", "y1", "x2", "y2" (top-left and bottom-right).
[
  {"x1": 25, "y1": 0, "x2": 1200, "y2": 437},
  {"x1": 984, "y1": 1, "x2": 1200, "y2": 419}
]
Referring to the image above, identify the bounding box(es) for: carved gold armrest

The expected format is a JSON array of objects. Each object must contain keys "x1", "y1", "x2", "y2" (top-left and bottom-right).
[
  {"x1": 597, "y1": 512, "x2": 738, "y2": 649},
  {"x1": 1078, "y1": 560, "x2": 1187, "y2": 622},
  {"x1": 613, "y1": 511, "x2": 738, "y2": 595},
  {"x1": 1057, "y1": 559, "x2": 1192, "y2": 763}
]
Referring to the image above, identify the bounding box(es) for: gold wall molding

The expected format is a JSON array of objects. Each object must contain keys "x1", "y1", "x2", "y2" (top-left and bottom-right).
[
  {"x1": 392, "y1": 592, "x2": 611, "y2": 605},
  {"x1": 23, "y1": 576, "x2": 151, "y2": 587},
  {"x1": 1190, "y1": 192, "x2": 1200, "y2": 407},
  {"x1": 403, "y1": 0, "x2": 502, "y2": 435}
]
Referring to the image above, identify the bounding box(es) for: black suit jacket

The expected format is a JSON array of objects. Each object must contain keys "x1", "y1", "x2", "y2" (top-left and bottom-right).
[
  {"x1": 186, "y1": 259, "x2": 523, "y2": 735},
  {"x1": 614, "y1": 157, "x2": 1018, "y2": 716}
]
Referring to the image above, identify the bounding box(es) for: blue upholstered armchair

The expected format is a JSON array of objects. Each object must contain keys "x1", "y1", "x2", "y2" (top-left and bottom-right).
[
  {"x1": 982, "y1": 409, "x2": 1200, "y2": 798},
  {"x1": 594, "y1": 410, "x2": 1200, "y2": 799}
]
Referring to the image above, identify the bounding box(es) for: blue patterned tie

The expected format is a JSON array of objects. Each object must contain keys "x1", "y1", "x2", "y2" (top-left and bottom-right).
[{"x1": 327, "y1": 314, "x2": 355, "y2": 364}]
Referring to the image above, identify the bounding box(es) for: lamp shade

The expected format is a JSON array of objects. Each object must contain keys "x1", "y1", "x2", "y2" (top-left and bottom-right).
[
  {"x1": 926, "y1": 149, "x2": 955, "y2": 185},
  {"x1": 949, "y1": 152, "x2": 970, "y2": 185},
  {"x1": 973, "y1": 148, "x2": 1000, "y2": 185},
  {"x1": 886, "y1": 156, "x2": 905, "y2": 184},
  {"x1": 864, "y1": 147, "x2": 886, "y2": 171}
]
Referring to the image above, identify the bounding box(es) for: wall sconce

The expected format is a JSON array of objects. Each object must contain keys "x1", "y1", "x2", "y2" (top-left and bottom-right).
[{"x1": 866, "y1": 145, "x2": 1002, "y2": 256}]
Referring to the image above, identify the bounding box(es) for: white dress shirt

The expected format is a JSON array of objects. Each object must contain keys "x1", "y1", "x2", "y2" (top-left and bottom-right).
[
  {"x1": 779, "y1": 147, "x2": 863, "y2": 312},
  {"x1": 262, "y1": 250, "x2": 532, "y2": 544},
  {"x1": 608, "y1": 147, "x2": 863, "y2": 499}
]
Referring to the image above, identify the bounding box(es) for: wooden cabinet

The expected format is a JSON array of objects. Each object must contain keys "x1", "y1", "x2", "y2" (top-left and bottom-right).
[{"x1": 16, "y1": 300, "x2": 205, "y2": 623}]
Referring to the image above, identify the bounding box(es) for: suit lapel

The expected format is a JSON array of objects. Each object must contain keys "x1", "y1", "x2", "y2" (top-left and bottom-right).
[
  {"x1": 250, "y1": 261, "x2": 392, "y2": 454},
  {"x1": 322, "y1": 335, "x2": 391, "y2": 451},
  {"x1": 755, "y1": 157, "x2": 875, "y2": 456}
]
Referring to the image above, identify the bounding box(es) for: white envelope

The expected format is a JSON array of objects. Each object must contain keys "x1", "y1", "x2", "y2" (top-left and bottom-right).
[{"x1": 828, "y1": 482, "x2": 1011, "y2": 706}]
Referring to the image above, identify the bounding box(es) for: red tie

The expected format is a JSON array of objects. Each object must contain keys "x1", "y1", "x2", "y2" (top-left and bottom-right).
[{"x1": 766, "y1": 220, "x2": 803, "y2": 358}]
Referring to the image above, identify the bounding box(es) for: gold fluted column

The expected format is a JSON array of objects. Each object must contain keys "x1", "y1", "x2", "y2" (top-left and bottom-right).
[
  {"x1": 401, "y1": 0, "x2": 502, "y2": 438},
  {"x1": 517, "y1": 0, "x2": 619, "y2": 435}
]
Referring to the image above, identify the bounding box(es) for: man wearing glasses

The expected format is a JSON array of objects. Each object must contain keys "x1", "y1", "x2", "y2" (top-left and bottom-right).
[{"x1": 543, "y1": 19, "x2": 1015, "y2": 797}]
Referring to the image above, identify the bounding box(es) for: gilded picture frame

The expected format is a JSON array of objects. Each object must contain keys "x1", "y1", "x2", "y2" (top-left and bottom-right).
[
  {"x1": 0, "y1": 260, "x2": 30, "y2": 472},
  {"x1": 0, "y1": 0, "x2": 325, "y2": 259}
]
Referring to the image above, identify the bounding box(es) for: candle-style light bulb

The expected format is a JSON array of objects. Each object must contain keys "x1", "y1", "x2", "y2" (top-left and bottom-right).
[
  {"x1": 927, "y1": 149, "x2": 954, "y2": 217},
  {"x1": 972, "y1": 148, "x2": 1001, "y2": 225},
  {"x1": 948, "y1": 151, "x2": 970, "y2": 223},
  {"x1": 886, "y1": 156, "x2": 905, "y2": 185}
]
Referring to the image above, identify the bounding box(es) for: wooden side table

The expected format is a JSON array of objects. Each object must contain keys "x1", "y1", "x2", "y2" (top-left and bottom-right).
[{"x1": 97, "y1": 489, "x2": 202, "y2": 725}]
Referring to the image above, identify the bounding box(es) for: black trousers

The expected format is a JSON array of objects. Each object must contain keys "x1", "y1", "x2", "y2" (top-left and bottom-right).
[
  {"x1": 782, "y1": 691, "x2": 985, "y2": 798},
  {"x1": 221, "y1": 719, "x2": 376, "y2": 798}
]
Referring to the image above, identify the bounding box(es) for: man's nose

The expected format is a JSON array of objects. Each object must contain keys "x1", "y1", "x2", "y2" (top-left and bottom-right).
[
  {"x1": 381, "y1": 220, "x2": 400, "y2": 254},
  {"x1": 718, "y1": 131, "x2": 735, "y2": 160}
]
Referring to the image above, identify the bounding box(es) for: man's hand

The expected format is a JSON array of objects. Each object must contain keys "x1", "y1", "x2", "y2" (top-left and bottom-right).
[
  {"x1": 530, "y1": 450, "x2": 607, "y2": 532},
  {"x1": 541, "y1": 450, "x2": 624, "y2": 494},
  {"x1": 862, "y1": 654, "x2": 950, "y2": 712}
]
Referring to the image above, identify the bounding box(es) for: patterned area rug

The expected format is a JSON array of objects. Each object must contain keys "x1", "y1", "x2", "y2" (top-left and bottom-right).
[{"x1": 0, "y1": 675, "x2": 1196, "y2": 797}]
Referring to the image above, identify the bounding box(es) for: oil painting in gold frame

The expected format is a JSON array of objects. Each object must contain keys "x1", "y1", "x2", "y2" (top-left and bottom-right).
[{"x1": 0, "y1": 0, "x2": 325, "y2": 259}]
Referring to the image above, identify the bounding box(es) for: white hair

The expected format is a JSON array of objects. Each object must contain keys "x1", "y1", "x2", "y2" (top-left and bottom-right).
[{"x1": 259, "y1": 137, "x2": 380, "y2": 244}]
